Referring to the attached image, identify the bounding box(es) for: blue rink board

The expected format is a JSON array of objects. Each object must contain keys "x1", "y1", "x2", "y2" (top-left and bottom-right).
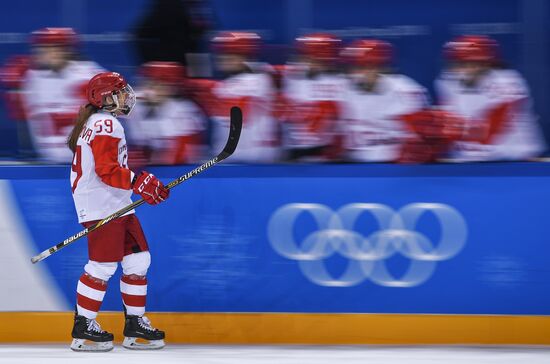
[{"x1": 5, "y1": 163, "x2": 550, "y2": 315}]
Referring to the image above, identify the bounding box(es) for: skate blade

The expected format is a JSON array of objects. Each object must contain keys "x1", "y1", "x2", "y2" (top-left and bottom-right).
[
  {"x1": 70, "y1": 338, "x2": 113, "y2": 352},
  {"x1": 122, "y1": 337, "x2": 165, "y2": 350}
]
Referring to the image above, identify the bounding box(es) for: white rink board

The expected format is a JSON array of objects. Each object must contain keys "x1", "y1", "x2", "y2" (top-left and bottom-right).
[{"x1": 0, "y1": 345, "x2": 549, "y2": 364}]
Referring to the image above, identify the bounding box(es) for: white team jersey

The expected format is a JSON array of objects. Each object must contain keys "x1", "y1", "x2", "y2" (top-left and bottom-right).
[
  {"x1": 23, "y1": 60, "x2": 103, "y2": 163},
  {"x1": 341, "y1": 74, "x2": 427, "y2": 162},
  {"x1": 282, "y1": 65, "x2": 348, "y2": 149},
  {"x1": 127, "y1": 97, "x2": 206, "y2": 162},
  {"x1": 434, "y1": 70, "x2": 460, "y2": 106},
  {"x1": 210, "y1": 67, "x2": 278, "y2": 163},
  {"x1": 435, "y1": 69, "x2": 545, "y2": 161},
  {"x1": 70, "y1": 111, "x2": 134, "y2": 223}
]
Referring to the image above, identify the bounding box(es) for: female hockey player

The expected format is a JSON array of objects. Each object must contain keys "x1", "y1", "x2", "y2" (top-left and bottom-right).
[
  {"x1": 67, "y1": 71, "x2": 169, "y2": 351},
  {"x1": 339, "y1": 39, "x2": 428, "y2": 163},
  {"x1": 279, "y1": 33, "x2": 347, "y2": 162},
  {"x1": 23, "y1": 27, "x2": 104, "y2": 163},
  {"x1": 127, "y1": 61, "x2": 206, "y2": 165},
  {"x1": 208, "y1": 31, "x2": 279, "y2": 163},
  {"x1": 434, "y1": 35, "x2": 545, "y2": 161}
]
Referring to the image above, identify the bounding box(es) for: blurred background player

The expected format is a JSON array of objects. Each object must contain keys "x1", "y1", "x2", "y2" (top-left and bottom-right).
[
  {"x1": 340, "y1": 39, "x2": 428, "y2": 162},
  {"x1": 206, "y1": 31, "x2": 278, "y2": 163},
  {"x1": 68, "y1": 72, "x2": 168, "y2": 351},
  {"x1": 22, "y1": 28, "x2": 104, "y2": 163},
  {"x1": 127, "y1": 61, "x2": 206, "y2": 165},
  {"x1": 279, "y1": 33, "x2": 346, "y2": 162},
  {"x1": 435, "y1": 35, "x2": 546, "y2": 161},
  {"x1": 0, "y1": 55, "x2": 34, "y2": 159}
]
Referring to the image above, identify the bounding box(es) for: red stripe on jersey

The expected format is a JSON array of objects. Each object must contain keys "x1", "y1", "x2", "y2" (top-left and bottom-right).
[
  {"x1": 211, "y1": 96, "x2": 252, "y2": 121},
  {"x1": 50, "y1": 112, "x2": 78, "y2": 135},
  {"x1": 77, "y1": 293, "x2": 103, "y2": 312},
  {"x1": 306, "y1": 100, "x2": 339, "y2": 133},
  {"x1": 482, "y1": 101, "x2": 517, "y2": 144},
  {"x1": 121, "y1": 293, "x2": 147, "y2": 307},
  {"x1": 71, "y1": 146, "x2": 83, "y2": 193},
  {"x1": 165, "y1": 133, "x2": 202, "y2": 164},
  {"x1": 80, "y1": 273, "x2": 107, "y2": 291},
  {"x1": 90, "y1": 135, "x2": 132, "y2": 190},
  {"x1": 121, "y1": 275, "x2": 147, "y2": 286}
]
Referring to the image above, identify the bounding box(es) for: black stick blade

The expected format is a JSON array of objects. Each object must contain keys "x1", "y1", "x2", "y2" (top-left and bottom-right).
[{"x1": 219, "y1": 106, "x2": 243, "y2": 159}]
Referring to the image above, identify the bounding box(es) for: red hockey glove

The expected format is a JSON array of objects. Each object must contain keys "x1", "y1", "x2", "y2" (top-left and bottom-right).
[{"x1": 132, "y1": 171, "x2": 170, "y2": 205}]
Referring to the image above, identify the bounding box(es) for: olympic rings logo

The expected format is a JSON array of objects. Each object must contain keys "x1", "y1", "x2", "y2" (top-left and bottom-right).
[{"x1": 267, "y1": 203, "x2": 467, "y2": 288}]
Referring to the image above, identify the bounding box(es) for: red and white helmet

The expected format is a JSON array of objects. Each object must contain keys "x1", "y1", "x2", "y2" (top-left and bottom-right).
[
  {"x1": 444, "y1": 35, "x2": 499, "y2": 63},
  {"x1": 31, "y1": 27, "x2": 78, "y2": 46},
  {"x1": 295, "y1": 33, "x2": 341, "y2": 62},
  {"x1": 87, "y1": 72, "x2": 136, "y2": 115},
  {"x1": 341, "y1": 39, "x2": 393, "y2": 67},
  {"x1": 140, "y1": 61, "x2": 186, "y2": 84},
  {"x1": 211, "y1": 31, "x2": 261, "y2": 56}
]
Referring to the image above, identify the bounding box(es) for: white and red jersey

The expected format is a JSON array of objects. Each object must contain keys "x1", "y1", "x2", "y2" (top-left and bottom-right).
[
  {"x1": 23, "y1": 60, "x2": 103, "y2": 163},
  {"x1": 281, "y1": 64, "x2": 348, "y2": 150},
  {"x1": 208, "y1": 64, "x2": 278, "y2": 163},
  {"x1": 435, "y1": 69, "x2": 545, "y2": 161},
  {"x1": 127, "y1": 97, "x2": 206, "y2": 164},
  {"x1": 70, "y1": 111, "x2": 134, "y2": 223},
  {"x1": 341, "y1": 74, "x2": 428, "y2": 162}
]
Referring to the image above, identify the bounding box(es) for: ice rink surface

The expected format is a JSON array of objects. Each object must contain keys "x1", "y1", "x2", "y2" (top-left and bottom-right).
[{"x1": 0, "y1": 345, "x2": 549, "y2": 364}]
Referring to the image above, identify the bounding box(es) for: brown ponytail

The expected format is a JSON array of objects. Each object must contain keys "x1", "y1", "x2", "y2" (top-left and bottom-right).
[{"x1": 67, "y1": 104, "x2": 98, "y2": 152}]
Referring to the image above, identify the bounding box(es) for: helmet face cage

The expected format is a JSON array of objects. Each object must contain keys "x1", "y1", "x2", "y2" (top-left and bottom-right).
[{"x1": 103, "y1": 84, "x2": 136, "y2": 115}]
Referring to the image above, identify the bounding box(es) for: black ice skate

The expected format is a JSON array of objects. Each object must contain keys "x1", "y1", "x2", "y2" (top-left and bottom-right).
[
  {"x1": 123, "y1": 310, "x2": 165, "y2": 350},
  {"x1": 70, "y1": 313, "x2": 114, "y2": 352}
]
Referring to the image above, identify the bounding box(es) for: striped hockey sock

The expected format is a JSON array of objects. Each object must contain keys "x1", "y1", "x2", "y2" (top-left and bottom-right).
[
  {"x1": 76, "y1": 273, "x2": 108, "y2": 319},
  {"x1": 120, "y1": 275, "x2": 147, "y2": 316}
]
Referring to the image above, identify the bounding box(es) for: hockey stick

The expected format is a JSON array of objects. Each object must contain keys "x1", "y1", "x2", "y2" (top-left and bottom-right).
[{"x1": 31, "y1": 106, "x2": 242, "y2": 264}]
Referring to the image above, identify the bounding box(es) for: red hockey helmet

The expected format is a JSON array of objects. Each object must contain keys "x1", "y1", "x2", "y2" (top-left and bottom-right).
[
  {"x1": 444, "y1": 35, "x2": 499, "y2": 63},
  {"x1": 341, "y1": 39, "x2": 393, "y2": 67},
  {"x1": 211, "y1": 31, "x2": 261, "y2": 56},
  {"x1": 87, "y1": 72, "x2": 136, "y2": 115},
  {"x1": 31, "y1": 28, "x2": 78, "y2": 46},
  {"x1": 140, "y1": 61, "x2": 186, "y2": 84},
  {"x1": 295, "y1": 33, "x2": 341, "y2": 62}
]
